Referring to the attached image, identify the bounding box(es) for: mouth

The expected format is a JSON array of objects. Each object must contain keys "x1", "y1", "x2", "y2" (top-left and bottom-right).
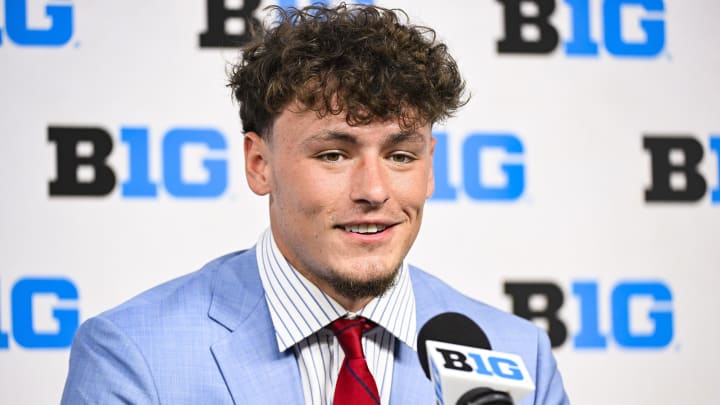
[{"x1": 340, "y1": 223, "x2": 391, "y2": 235}]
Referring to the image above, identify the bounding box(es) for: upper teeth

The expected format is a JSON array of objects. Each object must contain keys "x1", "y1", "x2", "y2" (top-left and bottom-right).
[{"x1": 345, "y1": 224, "x2": 386, "y2": 234}]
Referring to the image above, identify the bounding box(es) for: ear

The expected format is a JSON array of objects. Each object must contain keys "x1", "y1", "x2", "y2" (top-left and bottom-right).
[
  {"x1": 425, "y1": 136, "x2": 436, "y2": 199},
  {"x1": 244, "y1": 132, "x2": 272, "y2": 196}
]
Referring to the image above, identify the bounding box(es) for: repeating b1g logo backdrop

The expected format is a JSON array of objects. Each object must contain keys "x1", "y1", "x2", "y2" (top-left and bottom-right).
[{"x1": 2, "y1": 1, "x2": 719, "y2": 404}]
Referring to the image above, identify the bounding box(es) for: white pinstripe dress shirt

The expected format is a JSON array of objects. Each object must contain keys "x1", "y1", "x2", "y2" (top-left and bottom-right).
[{"x1": 256, "y1": 228, "x2": 417, "y2": 405}]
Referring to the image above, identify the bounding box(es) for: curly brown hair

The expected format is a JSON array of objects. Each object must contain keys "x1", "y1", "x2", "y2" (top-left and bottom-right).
[{"x1": 228, "y1": 3, "x2": 467, "y2": 137}]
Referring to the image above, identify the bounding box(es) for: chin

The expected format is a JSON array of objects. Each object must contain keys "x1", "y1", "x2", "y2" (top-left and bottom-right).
[{"x1": 323, "y1": 260, "x2": 402, "y2": 300}]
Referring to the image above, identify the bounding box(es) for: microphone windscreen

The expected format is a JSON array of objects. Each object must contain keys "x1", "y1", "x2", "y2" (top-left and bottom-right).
[{"x1": 417, "y1": 312, "x2": 491, "y2": 379}]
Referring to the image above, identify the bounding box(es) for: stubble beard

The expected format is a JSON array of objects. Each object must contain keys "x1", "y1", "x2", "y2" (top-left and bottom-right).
[{"x1": 323, "y1": 263, "x2": 401, "y2": 301}]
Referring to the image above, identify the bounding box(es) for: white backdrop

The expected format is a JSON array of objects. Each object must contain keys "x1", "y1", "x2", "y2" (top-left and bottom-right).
[{"x1": 1, "y1": 0, "x2": 719, "y2": 403}]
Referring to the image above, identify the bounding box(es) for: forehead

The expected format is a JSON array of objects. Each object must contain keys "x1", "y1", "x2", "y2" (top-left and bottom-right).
[{"x1": 270, "y1": 104, "x2": 431, "y2": 146}]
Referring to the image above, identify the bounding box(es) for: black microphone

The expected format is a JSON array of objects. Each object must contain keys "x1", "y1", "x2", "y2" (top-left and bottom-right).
[{"x1": 417, "y1": 312, "x2": 535, "y2": 405}]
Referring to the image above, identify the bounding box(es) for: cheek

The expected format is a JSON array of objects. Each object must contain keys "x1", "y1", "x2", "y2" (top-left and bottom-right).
[
  {"x1": 395, "y1": 173, "x2": 433, "y2": 204},
  {"x1": 274, "y1": 171, "x2": 337, "y2": 218}
]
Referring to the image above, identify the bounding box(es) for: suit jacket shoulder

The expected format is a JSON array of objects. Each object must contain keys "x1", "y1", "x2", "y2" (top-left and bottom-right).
[{"x1": 62, "y1": 248, "x2": 305, "y2": 405}]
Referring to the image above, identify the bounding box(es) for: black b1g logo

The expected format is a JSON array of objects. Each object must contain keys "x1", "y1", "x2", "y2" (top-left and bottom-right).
[
  {"x1": 199, "y1": 0, "x2": 261, "y2": 48},
  {"x1": 643, "y1": 135, "x2": 720, "y2": 203}
]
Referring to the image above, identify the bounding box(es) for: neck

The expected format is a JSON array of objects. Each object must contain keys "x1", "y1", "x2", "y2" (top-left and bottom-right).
[{"x1": 332, "y1": 294, "x2": 374, "y2": 313}]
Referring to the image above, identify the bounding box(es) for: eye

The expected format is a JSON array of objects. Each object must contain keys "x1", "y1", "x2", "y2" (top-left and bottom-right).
[
  {"x1": 317, "y1": 151, "x2": 344, "y2": 162},
  {"x1": 389, "y1": 153, "x2": 415, "y2": 164}
]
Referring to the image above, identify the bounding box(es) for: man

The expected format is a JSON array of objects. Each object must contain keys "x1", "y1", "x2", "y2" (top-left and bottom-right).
[{"x1": 62, "y1": 4, "x2": 568, "y2": 404}]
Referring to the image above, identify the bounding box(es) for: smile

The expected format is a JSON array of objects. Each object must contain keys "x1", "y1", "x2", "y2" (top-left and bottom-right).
[{"x1": 343, "y1": 224, "x2": 387, "y2": 234}]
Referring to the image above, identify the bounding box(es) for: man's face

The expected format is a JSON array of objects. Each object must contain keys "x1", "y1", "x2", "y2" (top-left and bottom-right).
[{"x1": 244, "y1": 105, "x2": 435, "y2": 309}]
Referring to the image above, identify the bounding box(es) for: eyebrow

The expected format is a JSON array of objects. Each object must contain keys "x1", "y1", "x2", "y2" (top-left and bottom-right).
[
  {"x1": 302, "y1": 130, "x2": 426, "y2": 148},
  {"x1": 387, "y1": 131, "x2": 426, "y2": 144},
  {"x1": 302, "y1": 131, "x2": 358, "y2": 146}
]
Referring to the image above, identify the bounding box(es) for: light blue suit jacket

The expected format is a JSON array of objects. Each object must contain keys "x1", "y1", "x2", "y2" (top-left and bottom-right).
[{"x1": 61, "y1": 248, "x2": 569, "y2": 404}]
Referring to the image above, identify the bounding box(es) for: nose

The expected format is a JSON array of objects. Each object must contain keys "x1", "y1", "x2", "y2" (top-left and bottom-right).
[{"x1": 349, "y1": 156, "x2": 390, "y2": 206}]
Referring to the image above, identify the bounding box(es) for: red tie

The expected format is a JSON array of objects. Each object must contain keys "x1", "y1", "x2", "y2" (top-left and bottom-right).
[{"x1": 330, "y1": 317, "x2": 381, "y2": 405}]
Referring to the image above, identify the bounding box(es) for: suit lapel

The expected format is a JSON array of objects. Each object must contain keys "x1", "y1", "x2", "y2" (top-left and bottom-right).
[
  {"x1": 207, "y1": 249, "x2": 305, "y2": 405},
  {"x1": 210, "y1": 306, "x2": 304, "y2": 404}
]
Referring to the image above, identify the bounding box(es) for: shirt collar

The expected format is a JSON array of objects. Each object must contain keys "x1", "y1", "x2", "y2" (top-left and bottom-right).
[{"x1": 256, "y1": 228, "x2": 417, "y2": 352}]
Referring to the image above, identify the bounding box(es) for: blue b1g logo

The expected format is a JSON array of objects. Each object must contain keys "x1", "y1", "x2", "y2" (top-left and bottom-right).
[
  {"x1": 48, "y1": 126, "x2": 229, "y2": 198},
  {"x1": 431, "y1": 132, "x2": 525, "y2": 202},
  {"x1": 0, "y1": 0, "x2": 73, "y2": 47},
  {"x1": 0, "y1": 278, "x2": 79, "y2": 349},
  {"x1": 505, "y1": 280, "x2": 674, "y2": 349},
  {"x1": 497, "y1": 0, "x2": 666, "y2": 57}
]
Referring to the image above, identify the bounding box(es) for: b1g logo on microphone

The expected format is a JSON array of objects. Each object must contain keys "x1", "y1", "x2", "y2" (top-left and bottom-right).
[
  {"x1": 643, "y1": 134, "x2": 720, "y2": 203},
  {"x1": 0, "y1": 277, "x2": 79, "y2": 350},
  {"x1": 434, "y1": 347, "x2": 527, "y2": 381},
  {"x1": 430, "y1": 132, "x2": 525, "y2": 202},
  {"x1": 504, "y1": 280, "x2": 674, "y2": 349},
  {"x1": 0, "y1": 0, "x2": 74, "y2": 47},
  {"x1": 199, "y1": 0, "x2": 374, "y2": 48},
  {"x1": 496, "y1": 0, "x2": 666, "y2": 57},
  {"x1": 48, "y1": 126, "x2": 229, "y2": 198},
  {"x1": 427, "y1": 341, "x2": 535, "y2": 404}
]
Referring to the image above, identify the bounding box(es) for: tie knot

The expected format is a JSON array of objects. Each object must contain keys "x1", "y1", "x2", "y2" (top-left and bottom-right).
[{"x1": 330, "y1": 317, "x2": 373, "y2": 359}]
